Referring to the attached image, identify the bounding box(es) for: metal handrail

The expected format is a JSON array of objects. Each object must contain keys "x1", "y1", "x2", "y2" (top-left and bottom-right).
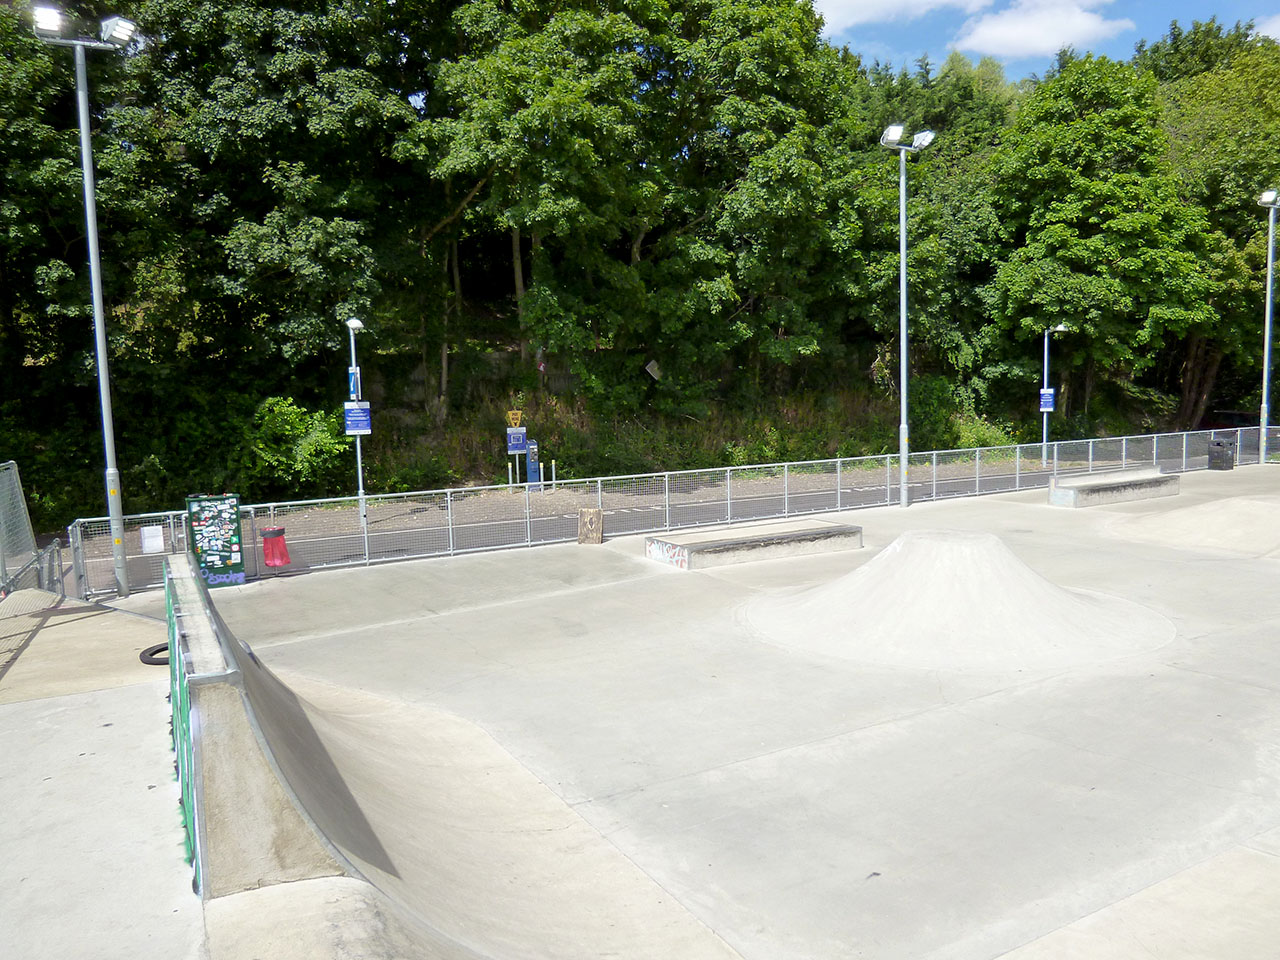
[{"x1": 0, "y1": 539, "x2": 64, "y2": 602}]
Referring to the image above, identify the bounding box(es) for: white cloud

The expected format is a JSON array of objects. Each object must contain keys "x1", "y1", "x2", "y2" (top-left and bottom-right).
[
  {"x1": 814, "y1": 0, "x2": 991, "y2": 35},
  {"x1": 1257, "y1": 14, "x2": 1280, "y2": 40},
  {"x1": 952, "y1": 0, "x2": 1134, "y2": 58}
]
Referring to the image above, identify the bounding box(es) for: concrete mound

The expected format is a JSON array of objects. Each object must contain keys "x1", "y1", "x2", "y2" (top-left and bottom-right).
[
  {"x1": 1106, "y1": 496, "x2": 1280, "y2": 557},
  {"x1": 743, "y1": 529, "x2": 1172, "y2": 672}
]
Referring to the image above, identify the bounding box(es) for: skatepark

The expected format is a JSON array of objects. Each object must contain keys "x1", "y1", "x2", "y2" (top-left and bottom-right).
[{"x1": 5, "y1": 465, "x2": 1280, "y2": 958}]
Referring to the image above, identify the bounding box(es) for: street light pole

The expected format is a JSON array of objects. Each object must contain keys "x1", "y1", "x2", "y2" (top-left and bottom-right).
[
  {"x1": 880, "y1": 124, "x2": 936, "y2": 507},
  {"x1": 345, "y1": 318, "x2": 369, "y2": 561},
  {"x1": 1041, "y1": 324, "x2": 1068, "y2": 466},
  {"x1": 34, "y1": 7, "x2": 137, "y2": 597},
  {"x1": 1260, "y1": 190, "x2": 1278, "y2": 465},
  {"x1": 897, "y1": 147, "x2": 908, "y2": 508}
]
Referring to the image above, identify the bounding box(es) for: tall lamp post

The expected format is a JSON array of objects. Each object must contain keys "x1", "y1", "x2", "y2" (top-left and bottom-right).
[
  {"x1": 880, "y1": 124, "x2": 936, "y2": 507},
  {"x1": 1260, "y1": 190, "x2": 1278, "y2": 465},
  {"x1": 33, "y1": 6, "x2": 137, "y2": 597},
  {"x1": 345, "y1": 318, "x2": 370, "y2": 561},
  {"x1": 1042, "y1": 323, "x2": 1069, "y2": 465}
]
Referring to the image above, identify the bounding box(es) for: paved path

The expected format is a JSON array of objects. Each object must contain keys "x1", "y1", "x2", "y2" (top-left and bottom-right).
[{"x1": 0, "y1": 590, "x2": 204, "y2": 960}]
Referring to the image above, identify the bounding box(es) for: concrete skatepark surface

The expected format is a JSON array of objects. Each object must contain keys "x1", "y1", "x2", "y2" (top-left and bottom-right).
[
  {"x1": 7, "y1": 466, "x2": 1280, "y2": 958},
  {"x1": 206, "y1": 467, "x2": 1280, "y2": 959}
]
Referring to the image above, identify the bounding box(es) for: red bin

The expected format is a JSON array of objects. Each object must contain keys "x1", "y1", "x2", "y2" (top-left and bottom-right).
[{"x1": 261, "y1": 527, "x2": 291, "y2": 567}]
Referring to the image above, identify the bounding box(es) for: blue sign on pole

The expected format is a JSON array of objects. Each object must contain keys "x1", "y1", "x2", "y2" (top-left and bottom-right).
[
  {"x1": 1039, "y1": 388, "x2": 1055, "y2": 413},
  {"x1": 344, "y1": 401, "x2": 372, "y2": 435},
  {"x1": 506, "y1": 427, "x2": 528, "y2": 454}
]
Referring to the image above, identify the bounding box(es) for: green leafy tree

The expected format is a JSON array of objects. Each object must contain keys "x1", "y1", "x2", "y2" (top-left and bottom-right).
[
  {"x1": 983, "y1": 56, "x2": 1224, "y2": 425},
  {"x1": 1133, "y1": 17, "x2": 1257, "y2": 81}
]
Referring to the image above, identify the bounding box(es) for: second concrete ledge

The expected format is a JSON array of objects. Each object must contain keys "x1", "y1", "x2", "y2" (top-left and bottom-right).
[
  {"x1": 645, "y1": 523, "x2": 864, "y2": 570},
  {"x1": 1049, "y1": 468, "x2": 1180, "y2": 508}
]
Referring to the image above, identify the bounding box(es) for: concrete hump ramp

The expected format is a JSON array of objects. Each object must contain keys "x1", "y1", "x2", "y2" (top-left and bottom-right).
[
  {"x1": 1105, "y1": 495, "x2": 1280, "y2": 557},
  {"x1": 205, "y1": 595, "x2": 745, "y2": 960},
  {"x1": 743, "y1": 529, "x2": 1173, "y2": 672}
]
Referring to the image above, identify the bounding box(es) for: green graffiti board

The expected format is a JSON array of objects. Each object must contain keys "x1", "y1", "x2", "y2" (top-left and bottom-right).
[{"x1": 185, "y1": 494, "x2": 246, "y2": 588}]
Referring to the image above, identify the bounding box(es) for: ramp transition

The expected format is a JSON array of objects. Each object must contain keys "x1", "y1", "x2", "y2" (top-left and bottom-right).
[{"x1": 165, "y1": 553, "x2": 743, "y2": 960}]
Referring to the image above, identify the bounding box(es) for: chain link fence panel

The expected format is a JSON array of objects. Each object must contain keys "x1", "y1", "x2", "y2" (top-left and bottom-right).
[{"x1": 1, "y1": 462, "x2": 37, "y2": 587}]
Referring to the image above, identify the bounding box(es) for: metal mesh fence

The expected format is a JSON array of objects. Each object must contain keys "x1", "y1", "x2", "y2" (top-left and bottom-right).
[
  {"x1": 66, "y1": 427, "x2": 1272, "y2": 599},
  {"x1": 1, "y1": 462, "x2": 37, "y2": 588}
]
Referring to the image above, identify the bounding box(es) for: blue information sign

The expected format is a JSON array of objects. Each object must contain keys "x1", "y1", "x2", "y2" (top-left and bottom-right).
[
  {"x1": 506, "y1": 427, "x2": 528, "y2": 454},
  {"x1": 344, "y1": 401, "x2": 372, "y2": 435},
  {"x1": 1039, "y1": 388, "x2": 1055, "y2": 413}
]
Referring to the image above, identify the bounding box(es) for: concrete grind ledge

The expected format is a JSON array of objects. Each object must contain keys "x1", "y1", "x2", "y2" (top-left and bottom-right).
[
  {"x1": 1049, "y1": 468, "x2": 1180, "y2": 508},
  {"x1": 645, "y1": 524, "x2": 863, "y2": 570}
]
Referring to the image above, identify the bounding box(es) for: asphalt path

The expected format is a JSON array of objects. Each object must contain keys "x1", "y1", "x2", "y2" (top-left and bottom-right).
[{"x1": 73, "y1": 451, "x2": 1233, "y2": 593}]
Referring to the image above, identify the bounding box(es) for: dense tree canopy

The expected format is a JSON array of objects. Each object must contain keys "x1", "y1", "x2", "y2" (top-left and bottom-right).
[{"x1": 2, "y1": 3, "x2": 1278, "y2": 526}]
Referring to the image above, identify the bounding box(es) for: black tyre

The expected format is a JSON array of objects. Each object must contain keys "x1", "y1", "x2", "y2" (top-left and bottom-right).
[{"x1": 140, "y1": 642, "x2": 170, "y2": 666}]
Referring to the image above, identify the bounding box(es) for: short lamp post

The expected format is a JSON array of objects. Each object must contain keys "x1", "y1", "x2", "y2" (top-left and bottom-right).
[
  {"x1": 33, "y1": 6, "x2": 138, "y2": 597},
  {"x1": 1260, "y1": 190, "x2": 1278, "y2": 465},
  {"x1": 879, "y1": 124, "x2": 936, "y2": 507},
  {"x1": 1042, "y1": 324, "x2": 1069, "y2": 466},
  {"x1": 345, "y1": 318, "x2": 370, "y2": 560}
]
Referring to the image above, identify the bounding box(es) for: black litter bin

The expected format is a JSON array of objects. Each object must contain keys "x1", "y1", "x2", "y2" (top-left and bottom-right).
[{"x1": 1208, "y1": 438, "x2": 1236, "y2": 470}]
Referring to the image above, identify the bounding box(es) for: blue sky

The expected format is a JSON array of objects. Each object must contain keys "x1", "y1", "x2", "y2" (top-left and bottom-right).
[{"x1": 813, "y1": 0, "x2": 1280, "y2": 78}]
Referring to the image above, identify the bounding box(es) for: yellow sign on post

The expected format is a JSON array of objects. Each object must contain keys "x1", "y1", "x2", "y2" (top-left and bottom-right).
[{"x1": 506, "y1": 410, "x2": 523, "y2": 428}]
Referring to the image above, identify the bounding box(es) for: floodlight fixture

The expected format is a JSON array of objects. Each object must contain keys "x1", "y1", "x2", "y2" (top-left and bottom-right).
[
  {"x1": 1049, "y1": 323, "x2": 1069, "y2": 333},
  {"x1": 1262, "y1": 190, "x2": 1279, "y2": 208},
  {"x1": 32, "y1": 5, "x2": 64, "y2": 38},
  {"x1": 345, "y1": 317, "x2": 365, "y2": 332},
  {"x1": 99, "y1": 15, "x2": 137, "y2": 47},
  {"x1": 911, "y1": 130, "x2": 936, "y2": 150},
  {"x1": 880, "y1": 124, "x2": 904, "y2": 146}
]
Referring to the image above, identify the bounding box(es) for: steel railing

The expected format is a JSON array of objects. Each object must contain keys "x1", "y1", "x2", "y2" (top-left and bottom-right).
[
  {"x1": 0, "y1": 539, "x2": 64, "y2": 604},
  {"x1": 66, "y1": 426, "x2": 1275, "y2": 599}
]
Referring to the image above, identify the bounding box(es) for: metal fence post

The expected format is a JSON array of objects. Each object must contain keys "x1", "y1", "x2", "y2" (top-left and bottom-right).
[
  {"x1": 1182, "y1": 432, "x2": 1187, "y2": 471},
  {"x1": 932, "y1": 452, "x2": 938, "y2": 500},
  {"x1": 885, "y1": 455, "x2": 891, "y2": 505},
  {"x1": 446, "y1": 491, "x2": 455, "y2": 555},
  {"x1": 1122, "y1": 437, "x2": 1127, "y2": 468},
  {"x1": 1053, "y1": 442, "x2": 1059, "y2": 476},
  {"x1": 597, "y1": 479, "x2": 603, "y2": 510},
  {"x1": 1015, "y1": 446, "x2": 1021, "y2": 490},
  {"x1": 664, "y1": 474, "x2": 671, "y2": 530},
  {"x1": 69, "y1": 522, "x2": 85, "y2": 600},
  {"x1": 836, "y1": 459, "x2": 842, "y2": 510},
  {"x1": 1153, "y1": 434, "x2": 1159, "y2": 466},
  {"x1": 1238, "y1": 427, "x2": 1244, "y2": 463},
  {"x1": 726, "y1": 468, "x2": 732, "y2": 523},
  {"x1": 975, "y1": 448, "x2": 981, "y2": 494},
  {"x1": 1089, "y1": 439, "x2": 1094, "y2": 473},
  {"x1": 784, "y1": 464, "x2": 790, "y2": 515},
  {"x1": 525, "y1": 483, "x2": 532, "y2": 545},
  {"x1": 246, "y1": 508, "x2": 259, "y2": 580}
]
